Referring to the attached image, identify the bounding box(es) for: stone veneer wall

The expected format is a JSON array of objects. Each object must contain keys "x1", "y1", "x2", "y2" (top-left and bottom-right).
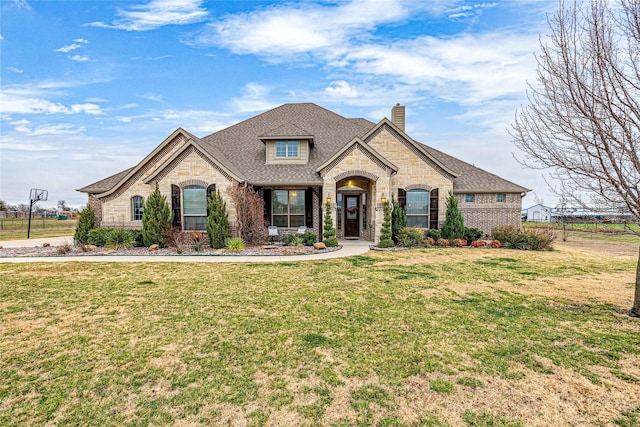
[
  {"x1": 366, "y1": 127, "x2": 454, "y2": 229},
  {"x1": 456, "y1": 193, "x2": 523, "y2": 236},
  {"x1": 100, "y1": 150, "x2": 235, "y2": 229}
]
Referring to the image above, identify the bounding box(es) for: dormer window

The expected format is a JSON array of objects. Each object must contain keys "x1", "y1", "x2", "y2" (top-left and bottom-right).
[{"x1": 276, "y1": 141, "x2": 299, "y2": 158}]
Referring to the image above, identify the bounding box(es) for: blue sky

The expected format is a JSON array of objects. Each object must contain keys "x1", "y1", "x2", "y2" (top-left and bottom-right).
[{"x1": 1, "y1": 0, "x2": 559, "y2": 208}]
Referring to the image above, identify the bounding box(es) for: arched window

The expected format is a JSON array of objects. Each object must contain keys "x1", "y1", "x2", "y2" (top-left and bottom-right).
[
  {"x1": 131, "y1": 196, "x2": 143, "y2": 221},
  {"x1": 406, "y1": 189, "x2": 429, "y2": 228},
  {"x1": 183, "y1": 185, "x2": 207, "y2": 230}
]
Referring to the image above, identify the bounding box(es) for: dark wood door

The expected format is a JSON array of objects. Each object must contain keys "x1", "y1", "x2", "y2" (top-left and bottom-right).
[{"x1": 344, "y1": 195, "x2": 359, "y2": 237}]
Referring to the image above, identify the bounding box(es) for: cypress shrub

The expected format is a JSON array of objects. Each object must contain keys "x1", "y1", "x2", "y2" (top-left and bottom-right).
[
  {"x1": 74, "y1": 204, "x2": 96, "y2": 244},
  {"x1": 441, "y1": 191, "x2": 465, "y2": 240},
  {"x1": 142, "y1": 183, "x2": 172, "y2": 248},
  {"x1": 206, "y1": 190, "x2": 231, "y2": 249}
]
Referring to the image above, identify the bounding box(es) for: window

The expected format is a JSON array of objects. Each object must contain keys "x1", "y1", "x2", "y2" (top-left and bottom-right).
[
  {"x1": 496, "y1": 193, "x2": 506, "y2": 203},
  {"x1": 272, "y1": 190, "x2": 305, "y2": 227},
  {"x1": 406, "y1": 190, "x2": 429, "y2": 228},
  {"x1": 465, "y1": 194, "x2": 475, "y2": 203},
  {"x1": 131, "y1": 196, "x2": 143, "y2": 221},
  {"x1": 275, "y1": 141, "x2": 299, "y2": 158},
  {"x1": 183, "y1": 185, "x2": 207, "y2": 230}
]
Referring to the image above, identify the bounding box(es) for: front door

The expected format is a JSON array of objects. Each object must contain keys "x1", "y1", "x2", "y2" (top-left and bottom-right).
[{"x1": 344, "y1": 195, "x2": 359, "y2": 238}]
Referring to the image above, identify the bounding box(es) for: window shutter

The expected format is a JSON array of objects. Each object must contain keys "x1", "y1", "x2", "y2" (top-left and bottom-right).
[
  {"x1": 171, "y1": 184, "x2": 181, "y2": 228},
  {"x1": 305, "y1": 188, "x2": 313, "y2": 228},
  {"x1": 206, "y1": 184, "x2": 216, "y2": 216},
  {"x1": 263, "y1": 189, "x2": 272, "y2": 225},
  {"x1": 429, "y1": 188, "x2": 439, "y2": 229},
  {"x1": 398, "y1": 188, "x2": 406, "y2": 210}
]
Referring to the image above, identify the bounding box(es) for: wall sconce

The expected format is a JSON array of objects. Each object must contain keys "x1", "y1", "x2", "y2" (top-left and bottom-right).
[
  {"x1": 326, "y1": 197, "x2": 331, "y2": 203},
  {"x1": 380, "y1": 193, "x2": 387, "y2": 204}
]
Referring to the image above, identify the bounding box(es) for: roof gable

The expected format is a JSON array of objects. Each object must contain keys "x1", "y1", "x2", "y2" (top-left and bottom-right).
[
  {"x1": 316, "y1": 137, "x2": 398, "y2": 175},
  {"x1": 363, "y1": 118, "x2": 458, "y2": 178}
]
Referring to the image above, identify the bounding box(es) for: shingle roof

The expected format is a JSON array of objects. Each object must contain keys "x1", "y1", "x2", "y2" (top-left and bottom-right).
[
  {"x1": 199, "y1": 103, "x2": 373, "y2": 185},
  {"x1": 422, "y1": 145, "x2": 529, "y2": 193},
  {"x1": 77, "y1": 167, "x2": 133, "y2": 193},
  {"x1": 79, "y1": 103, "x2": 528, "y2": 195}
]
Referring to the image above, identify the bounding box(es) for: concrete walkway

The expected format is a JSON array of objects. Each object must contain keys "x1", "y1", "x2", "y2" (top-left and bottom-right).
[{"x1": 0, "y1": 237, "x2": 372, "y2": 263}]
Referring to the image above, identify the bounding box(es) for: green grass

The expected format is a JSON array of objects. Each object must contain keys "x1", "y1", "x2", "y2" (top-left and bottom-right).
[
  {"x1": 0, "y1": 218, "x2": 76, "y2": 241},
  {"x1": 0, "y1": 246, "x2": 639, "y2": 425}
]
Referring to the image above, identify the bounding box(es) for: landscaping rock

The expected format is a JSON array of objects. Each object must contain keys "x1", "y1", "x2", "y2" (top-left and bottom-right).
[
  {"x1": 42, "y1": 242, "x2": 50, "y2": 247},
  {"x1": 148, "y1": 244, "x2": 160, "y2": 251},
  {"x1": 313, "y1": 242, "x2": 326, "y2": 250},
  {"x1": 84, "y1": 245, "x2": 97, "y2": 250}
]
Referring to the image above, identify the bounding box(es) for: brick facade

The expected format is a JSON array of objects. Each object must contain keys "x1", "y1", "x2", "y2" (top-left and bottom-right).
[{"x1": 456, "y1": 192, "x2": 522, "y2": 236}]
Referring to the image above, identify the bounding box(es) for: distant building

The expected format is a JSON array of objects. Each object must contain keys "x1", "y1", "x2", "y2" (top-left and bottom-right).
[{"x1": 522, "y1": 204, "x2": 634, "y2": 223}]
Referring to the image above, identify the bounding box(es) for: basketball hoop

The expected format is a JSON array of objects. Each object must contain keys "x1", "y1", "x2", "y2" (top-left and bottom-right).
[{"x1": 27, "y1": 188, "x2": 48, "y2": 239}]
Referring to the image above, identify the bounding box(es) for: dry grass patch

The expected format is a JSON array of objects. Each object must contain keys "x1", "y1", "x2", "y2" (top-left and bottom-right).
[{"x1": 1, "y1": 237, "x2": 639, "y2": 426}]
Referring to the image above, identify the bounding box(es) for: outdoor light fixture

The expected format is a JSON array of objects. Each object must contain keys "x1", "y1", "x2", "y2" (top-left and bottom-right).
[{"x1": 326, "y1": 197, "x2": 331, "y2": 203}]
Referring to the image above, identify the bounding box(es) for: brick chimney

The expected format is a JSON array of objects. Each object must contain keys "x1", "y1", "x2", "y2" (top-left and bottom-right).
[{"x1": 391, "y1": 103, "x2": 405, "y2": 131}]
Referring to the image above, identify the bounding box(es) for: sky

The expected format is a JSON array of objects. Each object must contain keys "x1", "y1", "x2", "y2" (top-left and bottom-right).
[{"x1": 0, "y1": 0, "x2": 561, "y2": 209}]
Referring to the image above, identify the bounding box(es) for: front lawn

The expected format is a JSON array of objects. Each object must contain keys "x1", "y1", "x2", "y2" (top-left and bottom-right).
[{"x1": 1, "y1": 240, "x2": 639, "y2": 426}]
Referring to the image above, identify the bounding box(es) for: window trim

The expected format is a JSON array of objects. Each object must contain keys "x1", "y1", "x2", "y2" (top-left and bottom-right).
[
  {"x1": 131, "y1": 195, "x2": 144, "y2": 221},
  {"x1": 405, "y1": 189, "x2": 430, "y2": 228},
  {"x1": 496, "y1": 193, "x2": 506, "y2": 203},
  {"x1": 182, "y1": 185, "x2": 207, "y2": 231},
  {"x1": 465, "y1": 194, "x2": 475, "y2": 203},
  {"x1": 272, "y1": 189, "x2": 306, "y2": 227},
  {"x1": 275, "y1": 140, "x2": 299, "y2": 158}
]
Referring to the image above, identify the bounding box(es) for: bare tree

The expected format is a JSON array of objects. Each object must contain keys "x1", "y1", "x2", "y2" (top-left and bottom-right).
[
  {"x1": 228, "y1": 184, "x2": 267, "y2": 246},
  {"x1": 511, "y1": 0, "x2": 640, "y2": 316}
]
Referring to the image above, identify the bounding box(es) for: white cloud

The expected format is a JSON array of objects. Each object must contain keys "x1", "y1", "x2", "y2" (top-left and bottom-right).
[
  {"x1": 230, "y1": 83, "x2": 276, "y2": 113},
  {"x1": 70, "y1": 54, "x2": 90, "y2": 62},
  {"x1": 55, "y1": 43, "x2": 82, "y2": 53},
  {"x1": 324, "y1": 81, "x2": 359, "y2": 99},
  {"x1": 7, "y1": 66, "x2": 23, "y2": 73},
  {"x1": 191, "y1": 0, "x2": 412, "y2": 60},
  {"x1": 0, "y1": 91, "x2": 104, "y2": 115},
  {"x1": 86, "y1": 0, "x2": 208, "y2": 31},
  {"x1": 13, "y1": 122, "x2": 86, "y2": 136}
]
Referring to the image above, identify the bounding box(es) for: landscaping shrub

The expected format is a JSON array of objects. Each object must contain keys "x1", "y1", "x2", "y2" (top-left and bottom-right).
[
  {"x1": 451, "y1": 238, "x2": 467, "y2": 247},
  {"x1": 190, "y1": 232, "x2": 207, "y2": 252},
  {"x1": 283, "y1": 234, "x2": 304, "y2": 247},
  {"x1": 105, "y1": 229, "x2": 135, "y2": 250},
  {"x1": 471, "y1": 240, "x2": 487, "y2": 248},
  {"x1": 301, "y1": 232, "x2": 317, "y2": 246},
  {"x1": 424, "y1": 237, "x2": 436, "y2": 247},
  {"x1": 436, "y1": 238, "x2": 450, "y2": 247},
  {"x1": 323, "y1": 236, "x2": 339, "y2": 247},
  {"x1": 378, "y1": 238, "x2": 395, "y2": 248},
  {"x1": 74, "y1": 204, "x2": 96, "y2": 244},
  {"x1": 391, "y1": 196, "x2": 406, "y2": 244},
  {"x1": 491, "y1": 225, "x2": 555, "y2": 250},
  {"x1": 206, "y1": 190, "x2": 231, "y2": 249},
  {"x1": 225, "y1": 237, "x2": 245, "y2": 252},
  {"x1": 424, "y1": 229, "x2": 441, "y2": 241},
  {"x1": 229, "y1": 185, "x2": 266, "y2": 246},
  {"x1": 441, "y1": 191, "x2": 465, "y2": 240},
  {"x1": 323, "y1": 201, "x2": 336, "y2": 240},
  {"x1": 87, "y1": 228, "x2": 113, "y2": 247},
  {"x1": 380, "y1": 201, "x2": 393, "y2": 244},
  {"x1": 463, "y1": 227, "x2": 483, "y2": 244},
  {"x1": 491, "y1": 239, "x2": 502, "y2": 249},
  {"x1": 130, "y1": 229, "x2": 144, "y2": 247},
  {"x1": 397, "y1": 227, "x2": 423, "y2": 247},
  {"x1": 491, "y1": 225, "x2": 519, "y2": 243},
  {"x1": 142, "y1": 183, "x2": 172, "y2": 248}
]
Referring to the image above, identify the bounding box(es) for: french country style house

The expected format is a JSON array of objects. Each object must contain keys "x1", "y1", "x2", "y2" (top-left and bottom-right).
[{"x1": 78, "y1": 103, "x2": 529, "y2": 243}]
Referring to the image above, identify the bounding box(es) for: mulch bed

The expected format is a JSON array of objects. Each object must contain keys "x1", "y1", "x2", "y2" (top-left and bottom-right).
[{"x1": 0, "y1": 244, "x2": 341, "y2": 258}]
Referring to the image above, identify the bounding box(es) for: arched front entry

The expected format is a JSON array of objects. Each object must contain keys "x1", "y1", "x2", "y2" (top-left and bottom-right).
[{"x1": 335, "y1": 176, "x2": 374, "y2": 240}]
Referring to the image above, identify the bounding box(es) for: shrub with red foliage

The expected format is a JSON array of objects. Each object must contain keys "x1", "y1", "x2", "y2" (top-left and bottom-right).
[
  {"x1": 436, "y1": 238, "x2": 450, "y2": 247},
  {"x1": 424, "y1": 237, "x2": 436, "y2": 247},
  {"x1": 471, "y1": 240, "x2": 488, "y2": 248},
  {"x1": 451, "y1": 238, "x2": 467, "y2": 247},
  {"x1": 491, "y1": 240, "x2": 502, "y2": 249}
]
